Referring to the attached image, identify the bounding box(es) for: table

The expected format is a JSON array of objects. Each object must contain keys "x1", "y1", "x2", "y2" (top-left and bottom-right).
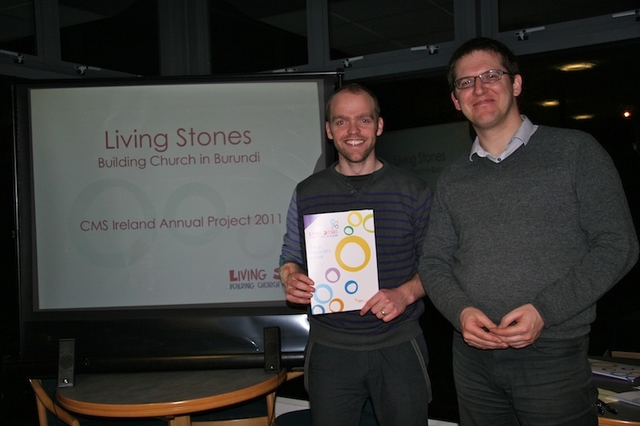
[
  {"x1": 591, "y1": 357, "x2": 640, "y2": 424},
  {"x1": 57, "y1": 368, "x2": 288, "y2": 426}
]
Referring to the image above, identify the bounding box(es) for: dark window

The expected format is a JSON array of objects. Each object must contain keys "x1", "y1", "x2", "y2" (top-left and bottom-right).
[
  {"x1": 59, "y1": 0, "x2": 160, "y2": 75},
  {"x1": 328, "y1": 0, "x2": 454, "y2": 60},
  {"x1": 498, "y1": 0, "x2": 639, "y2": 32},
  {"x1": 209, "y1": 0, "x2": 307, "y2": 74},
  {"x1": 0, "y1": 0, "x2": 37, "y2": 55}
]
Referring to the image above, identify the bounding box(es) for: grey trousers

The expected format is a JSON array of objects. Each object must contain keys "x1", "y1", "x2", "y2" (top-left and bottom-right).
[
  {"x1": 305, "y1": 336, "x2": 431, "y2": 426},
  {"x1": 453, "y1": 331, "x2": 598, "y2": 426}
]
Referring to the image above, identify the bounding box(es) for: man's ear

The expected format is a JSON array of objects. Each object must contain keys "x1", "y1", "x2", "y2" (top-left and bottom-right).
[
  {"x1": 325, "y1": 121, "x2": 334, "y2": 140},
  {"x1": 451, "y1": 91, "x2": 461, "y2": 111},
  {"x1": 376, "y1": 117, "x2": 384, "y2": 136},
  {"x1": 512, "y1": 74, "x2": 523, "y2": 97}
]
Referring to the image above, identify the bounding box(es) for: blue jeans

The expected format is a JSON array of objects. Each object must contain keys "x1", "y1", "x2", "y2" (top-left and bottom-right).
[
  {"x1": 453, "y1": 331, "x2": 598, "y2": 426},
  {"x1": 305, "y1": 336, "x2": 431, "y2": 426}
]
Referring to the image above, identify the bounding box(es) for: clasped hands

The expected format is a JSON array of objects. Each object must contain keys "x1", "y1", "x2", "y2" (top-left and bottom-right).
[{"x1": 460, "y1": 304, "x2": 545, "y2": 350}]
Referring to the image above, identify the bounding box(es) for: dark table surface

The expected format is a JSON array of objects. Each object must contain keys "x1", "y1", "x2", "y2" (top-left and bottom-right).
[{"x1": 57, "y1": 368, "x2": 286, "y2": 419}]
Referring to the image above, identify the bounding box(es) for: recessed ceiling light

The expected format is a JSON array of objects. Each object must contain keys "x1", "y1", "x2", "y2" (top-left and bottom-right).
[
  {"x1": 572, "y1": 114, "x2": 594, "y2": 120},
  {"x1": 558, "y1": 62, "x2": 596, "y2": 72},
  {"x1": 540, "y1": 100, "x2": 560, "y2": 107}
]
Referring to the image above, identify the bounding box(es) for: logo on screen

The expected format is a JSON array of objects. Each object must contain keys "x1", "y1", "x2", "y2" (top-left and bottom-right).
[{"x1": 229, "y1": 268, "x2": 267, "y2": 282}]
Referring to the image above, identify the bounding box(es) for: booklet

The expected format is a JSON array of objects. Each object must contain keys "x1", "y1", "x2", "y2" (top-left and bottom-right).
[
  {"x1": 303, "y1": 209, "x2": 379, "y2": 315},
  {"x1": 589, "y1": 358, "x2": 640, "y2": 384}
]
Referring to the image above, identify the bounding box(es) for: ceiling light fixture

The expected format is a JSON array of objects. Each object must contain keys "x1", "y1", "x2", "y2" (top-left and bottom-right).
[
  {"x1": 572, "y1": 114, "x2": 594, "y2": 120},
  {"x1": 558, "y1": 62, "x2": 596, "y2": 72},
  {"x1": 540, "y1": 100, "x2": 560, "y2": 107}
]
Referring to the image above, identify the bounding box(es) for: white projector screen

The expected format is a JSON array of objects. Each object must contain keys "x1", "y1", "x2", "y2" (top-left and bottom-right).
[{"x1": 26, "y1": 78, "x2": 329, "y2": 311}]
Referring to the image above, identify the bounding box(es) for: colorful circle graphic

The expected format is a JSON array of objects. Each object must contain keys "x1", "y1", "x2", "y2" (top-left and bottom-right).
[
  {"x1": 329, "y1": 298, "x2": 345, "y2": 312},
  {"x1": 362, "y1": 213, "x2": 375, "y2": 233},
  {"x1": 335, "y1": 235, "x2": 371, "y2": 272},
  {"x1": 313, "y1": 284, "x2": 333, "y2": 303},
  {"x1": 344, "y1": 280, "x2": 358, "y2": 294},
  {"x1": 348, "y1": 211, "x2": 363, "y2": 227},
  {"x1": 325, "y1": 267, "x2": 340, "y2": 283}
]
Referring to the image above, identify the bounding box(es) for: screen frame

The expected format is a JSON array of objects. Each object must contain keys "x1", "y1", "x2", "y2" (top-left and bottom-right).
[{"x1": 12, "y1": 72, "x2": 341, "y2": 369}]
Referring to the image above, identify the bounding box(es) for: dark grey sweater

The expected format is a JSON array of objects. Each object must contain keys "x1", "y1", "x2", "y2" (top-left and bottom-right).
[{"x1": 419, "y1": 125, "x2": 638, "y2": 340}]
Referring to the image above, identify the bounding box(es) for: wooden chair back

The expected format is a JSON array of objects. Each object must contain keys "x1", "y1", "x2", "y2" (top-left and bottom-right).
[
  {"x1": 598, "y1": 418, "x2": 640, "y2": 425},
  {"x1": 29, "y1": 378, "x2": 81, "y2": 426}
]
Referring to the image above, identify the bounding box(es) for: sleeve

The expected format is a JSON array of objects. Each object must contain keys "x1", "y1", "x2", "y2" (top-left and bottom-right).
[
  {"x1": 531, "y1": 134, "x2": 639, "y2": 326},
  {"x1": 279, "y1": 189, "x2": 306, "y2": 269},
  {"x1": 413, "y1": 185, "x2": 434, "y2": 264},
  {"x1": 418, "y1": 177, "x2": 472, "y2": 331}
]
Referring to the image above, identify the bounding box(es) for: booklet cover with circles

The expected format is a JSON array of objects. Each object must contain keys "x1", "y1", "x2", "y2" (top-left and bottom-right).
[
  {"x1": 303, "y1": 209, "x2": 379, "y2": 315},
  {"x1": 589, "y1": 358, "x2": 640, "y2": 384}
]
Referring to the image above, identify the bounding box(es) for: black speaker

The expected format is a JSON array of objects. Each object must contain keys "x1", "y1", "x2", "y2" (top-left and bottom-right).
[
  {"x1": 263, "y1": 326, "x2": 281, "y2": 372},
  {"x1": 57, "y1": 338, "x2": 75, "y2": 387}
]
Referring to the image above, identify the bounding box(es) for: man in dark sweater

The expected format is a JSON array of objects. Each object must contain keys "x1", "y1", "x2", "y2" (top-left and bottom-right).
[
  {"x1": 280, "y1": 83, "x2": 432, "y2": 425},
  {"x1": 419, "y1": 37, "x2": 639, "y2": 425}
]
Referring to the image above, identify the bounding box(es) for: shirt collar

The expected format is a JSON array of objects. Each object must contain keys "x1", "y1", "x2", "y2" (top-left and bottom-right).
[{"x1": 469, "y1": 115, "x2": 538, "y2": 162}]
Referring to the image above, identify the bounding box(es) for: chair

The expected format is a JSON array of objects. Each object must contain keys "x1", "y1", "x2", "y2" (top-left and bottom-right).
[
  {"x1": 191, "y1": 370, "x2": 292, "y2": 426},
  {"x1": 29, "y1": 378, "x2": 80, "y2": 426},
  {"x1": 598, "y1": 418, "x2": 640, "y2": 425},
  {"x1": 611, "y1": 351, "x2": 640, "y2": 360},
  {"x1": 30, "y1": 378, "x2": 166, "y2": 426}
]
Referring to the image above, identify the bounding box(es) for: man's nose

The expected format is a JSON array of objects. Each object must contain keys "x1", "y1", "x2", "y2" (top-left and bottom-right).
[
  {"x1": 347, "y1": 121, "x2": 359, "y2": 133},
  {"x1": 473, "y1": 78, "x2": 486, "y2": 94}
]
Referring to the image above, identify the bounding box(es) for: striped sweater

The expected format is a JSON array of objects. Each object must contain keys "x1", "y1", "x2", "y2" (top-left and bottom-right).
[{"x1": 280, "y1": 161, "x2": 432, "y2": 349}]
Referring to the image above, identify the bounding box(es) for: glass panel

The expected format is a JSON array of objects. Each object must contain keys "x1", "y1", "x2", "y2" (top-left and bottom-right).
[
  {"x1": 360, "y1": 39, "x2": 640, "y2": 141},
  {"x1": 328, "y1": 0, "x2": 454, "y2": 60},
  {"x1": 59, "y1": 0, "x2": 159, "y2": 75},
  {"x1": 518, "y1": 39, "x2": 640, "y2": 145},
  {"x1": 499, "y1": 0, "x2": 639, "y2": 32},
  {"x1": 209, "y1": 0, "x2": 307, "y2": 74},
  {"x1": 0, "y1": 0, "x2": 37, "y2": 55},
  {"x1": 364, "y1": 73, "x2": 458, "y2": 131}
]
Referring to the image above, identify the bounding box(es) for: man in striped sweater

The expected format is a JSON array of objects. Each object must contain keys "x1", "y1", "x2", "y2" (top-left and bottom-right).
[{"x1": 279, "y1": 83, "x2": 433, "y2": 426}]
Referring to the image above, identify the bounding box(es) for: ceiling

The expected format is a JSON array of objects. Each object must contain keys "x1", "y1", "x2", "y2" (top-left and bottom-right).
[{"x1": 0, "y1": 1, "x2": 638, "y2": 138}]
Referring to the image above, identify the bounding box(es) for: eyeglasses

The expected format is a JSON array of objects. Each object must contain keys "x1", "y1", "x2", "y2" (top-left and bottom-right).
[{"x1": 454, "y1": 69, "x2": 512, "y2": 90}]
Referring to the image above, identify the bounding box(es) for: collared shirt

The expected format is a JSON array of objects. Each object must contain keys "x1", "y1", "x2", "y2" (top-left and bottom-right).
[{"x1": 469, "y1": 115, "x2": 539, "y2": 163}]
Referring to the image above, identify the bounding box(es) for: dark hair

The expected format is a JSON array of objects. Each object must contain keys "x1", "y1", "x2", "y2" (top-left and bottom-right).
[
  {"x1": 447, "y1": 37, "x2": 520, "y2": 91},
  {"x1": 325, "y1": 83, "x2": 381, "y2": 121}
]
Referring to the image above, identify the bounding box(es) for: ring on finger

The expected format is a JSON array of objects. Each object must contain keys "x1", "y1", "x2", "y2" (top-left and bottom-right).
[{"x1": 381, "y1": 310, "x2": 386, "y2": 315}]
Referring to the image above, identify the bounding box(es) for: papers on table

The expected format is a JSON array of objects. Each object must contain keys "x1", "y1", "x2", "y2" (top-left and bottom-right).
[
  {"x1": 590, "y1": 358, "x2": 640, "y2": 384},
  {"x1": 304, "y1": 209, "x2": 379, "y2": 315},
  {"x1": 612, "y1": 391, "x2": 640, "y2": 408}
]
